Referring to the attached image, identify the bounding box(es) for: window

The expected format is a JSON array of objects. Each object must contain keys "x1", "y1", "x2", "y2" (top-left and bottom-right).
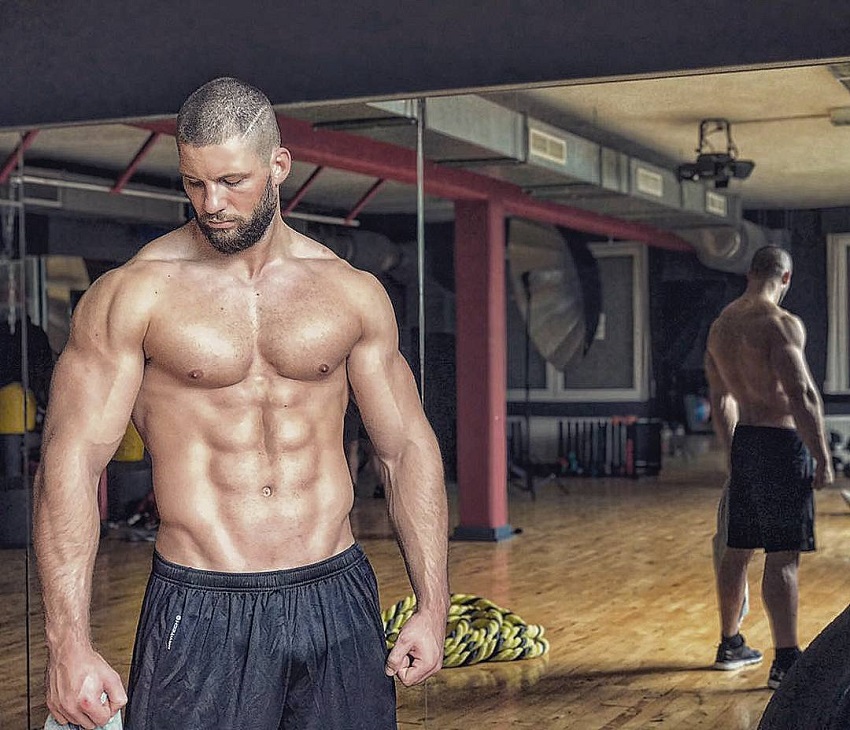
[{"x1": 825, "y1": 233, "x2": 850, "y2": 394}]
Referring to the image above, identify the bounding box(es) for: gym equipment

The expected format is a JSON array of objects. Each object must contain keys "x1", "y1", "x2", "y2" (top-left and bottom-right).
[
  {"x1": 105, "y1": 460, "x2": 152, "y2": 523},
  {"x1": 557, "y1": 416, "x2": 661, "y2": 477},
  {"x1": 758, "y1": 603, "x2": 850, "y2": 729},
  {"x1": 0, "y1": 382, "x2": 36, "y2": 434},
  {"x1": 382, "y1": 593, "x2": 549, "y2": 668},
  {"x1": 508, "y1": 415, "x2": 662, "y2": 485},
  {"x1": 507, "y1": 218, "x2": 600, "y2": 370},
  {"x1": 113, "y1": 422, "x2": 144, "y2": 462}
]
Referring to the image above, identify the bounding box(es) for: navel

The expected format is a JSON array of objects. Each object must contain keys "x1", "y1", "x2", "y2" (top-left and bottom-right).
[{"x1": 261, "y1": 485, "x2": 273, "y2": 498}]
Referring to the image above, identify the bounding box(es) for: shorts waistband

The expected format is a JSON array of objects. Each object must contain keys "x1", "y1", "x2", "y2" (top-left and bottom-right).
[
  {"x1": 734, "y1": 424, "x2": 799, "y2": 437},
  {"x1": 152, "y1": 543, "x2": 365, "y2": 591}
]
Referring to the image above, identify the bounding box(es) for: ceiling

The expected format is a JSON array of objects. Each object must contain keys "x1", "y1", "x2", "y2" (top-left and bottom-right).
[
  {"x1": 3, "y1": 61, "x2": 850, "y2": 228},
  {"x1": 486, "y1": 62, "x2": 850, "y2": 210}
]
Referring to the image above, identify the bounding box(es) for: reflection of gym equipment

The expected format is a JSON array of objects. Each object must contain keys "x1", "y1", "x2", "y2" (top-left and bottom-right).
[
  {"x1": 509, "y1": 416, "x2": 661, "y2": 483},
  {"x1": 507, "y1": 219, "x2": 598, "y2": 371},
  {"x1": 106, "y1": 422, "x2": 153, "y2": 524},
  {"x1": 506, "y1": 218, "x2": 602, "y2": 495},
  {"x1": 559, "y1": 417, "x2": 661, "y2": 478},
  {"x1": 0, "y1": 383, "x2": 38, "y2": 548}
]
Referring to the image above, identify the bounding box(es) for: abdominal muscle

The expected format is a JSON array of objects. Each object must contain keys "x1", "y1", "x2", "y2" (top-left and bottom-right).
[{"x1": 133, "y1": 377, "x2": 355, "y2": 573}]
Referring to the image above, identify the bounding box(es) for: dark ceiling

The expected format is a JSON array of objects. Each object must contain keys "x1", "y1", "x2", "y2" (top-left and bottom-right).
[{"x1": 4, "y1": 0, "x2": 850, "y2": 130}]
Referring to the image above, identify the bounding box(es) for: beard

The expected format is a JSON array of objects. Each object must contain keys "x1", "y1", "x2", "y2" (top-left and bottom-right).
[{"x1": 196, "y1": 176, "x2": 278, "y2": 255}]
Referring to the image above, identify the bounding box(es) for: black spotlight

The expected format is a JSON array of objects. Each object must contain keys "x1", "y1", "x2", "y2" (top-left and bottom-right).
[{"x1": 677, "y1": 119, "x2": 755, "y2": 189}]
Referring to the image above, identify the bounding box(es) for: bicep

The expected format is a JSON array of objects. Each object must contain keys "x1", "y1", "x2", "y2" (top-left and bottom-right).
[
  {"x1": 45, "y1": 344, "x2": 143, "y2": 455},
  {"x1": 41, "y1": 278, "x2": 147, "y2": 467},
  {"x1": 346, "y1": 284, "x2": 430, "y2": 459},
  {"x1": 349, "y1": 348, "x2": 426, "y2": 454}
]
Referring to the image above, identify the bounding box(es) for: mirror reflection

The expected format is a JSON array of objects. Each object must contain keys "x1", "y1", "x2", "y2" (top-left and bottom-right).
[{"x1": 2, "y1": 61, "x2": 849, "y2": 728}]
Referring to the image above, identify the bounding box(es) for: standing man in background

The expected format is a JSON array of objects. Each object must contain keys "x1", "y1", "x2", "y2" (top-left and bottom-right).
[
  {"x1": 705, "y1": 245, "x2": 832, "y2": 689},
  {"x1": 34, "y1": 77, "x2": 449, "y2": 730}
]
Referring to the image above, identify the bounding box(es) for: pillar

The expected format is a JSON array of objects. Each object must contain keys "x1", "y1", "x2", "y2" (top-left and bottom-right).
[{"x1": 451, "y1": 199, "x2": 513, "y2": 541}]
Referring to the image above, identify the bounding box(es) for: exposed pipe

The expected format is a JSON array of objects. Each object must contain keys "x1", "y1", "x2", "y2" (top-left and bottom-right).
[
  {"x1": 13, "y1": 132, "x2": 33, "y2": 730},
  {"x1": 416, "y1": 98, "x2": 426, "y2": 403},
  {"x1": 136, "y1": 116, "x2": 693, "y2": 252},
  {"x1": 15, "y1": 172, "x2": 359, "y2": 227}
]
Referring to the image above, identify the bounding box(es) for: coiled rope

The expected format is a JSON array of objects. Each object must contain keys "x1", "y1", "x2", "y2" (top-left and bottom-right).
[{"x1": 382, "y1": 593, "x2": 549, "y2": 668}]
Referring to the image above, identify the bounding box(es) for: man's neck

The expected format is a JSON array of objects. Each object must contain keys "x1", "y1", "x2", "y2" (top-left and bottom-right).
[
  {"x1": 744, "y1": 279, "x2": 782, "y2": 305},
  {"x1": 196, "y1": 215, "x2": 292, "y2": 279}
]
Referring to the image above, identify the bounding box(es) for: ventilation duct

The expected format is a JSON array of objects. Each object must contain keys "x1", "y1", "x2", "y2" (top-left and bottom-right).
[
  {"x1": 676, "y1": 220, "x2": 770, "y2": 274},
  {"x1": 308, "y1": 94, "x2": 771, "y2": 273},
  {"x1": 309, "y1": 225, "x2": 401, "y2": 275}
]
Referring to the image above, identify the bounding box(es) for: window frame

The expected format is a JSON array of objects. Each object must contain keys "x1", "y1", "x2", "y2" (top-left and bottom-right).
[{"x1": 825, "y1": 233, "x2": 850, "y2": 394}]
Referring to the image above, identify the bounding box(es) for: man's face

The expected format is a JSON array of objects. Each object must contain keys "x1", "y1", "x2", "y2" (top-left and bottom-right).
[{"x1": 179, "y1": 138, "x2": 279, "y2": 254}]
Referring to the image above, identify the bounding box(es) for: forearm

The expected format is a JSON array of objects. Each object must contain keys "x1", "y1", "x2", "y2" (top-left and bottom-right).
[
  {"x1": 383, "y1": 434, "x2": 450, "y2": 615},
  {"x1": 34, "y1": 453, "x2": 103, "y2": 650},
  {"x1": 790, "y1": 388, "x2": 830, "y2": 465},
  {"x1": 710, "y1": 393, "x2": 738, "y2": 453}
]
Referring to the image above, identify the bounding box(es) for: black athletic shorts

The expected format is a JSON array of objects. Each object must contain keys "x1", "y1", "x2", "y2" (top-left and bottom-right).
[
  {"x1": 124, "y1": 544, "x2": 396, "y2": 730},
  {"x1": 727, "y1": 425, "x2": 815, "y2": 553}
]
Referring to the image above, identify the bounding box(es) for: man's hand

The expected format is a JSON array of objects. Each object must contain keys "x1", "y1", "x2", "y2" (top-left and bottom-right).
[
  {"x1": 814, "y1": 460, "x2": 835, "y2": 490},
  {"x1": 385, "y1": 610, "x2": 446, "y2": 686},
  {"x1": 46, "y1": 643, "x2": 127, "y2": 729}
]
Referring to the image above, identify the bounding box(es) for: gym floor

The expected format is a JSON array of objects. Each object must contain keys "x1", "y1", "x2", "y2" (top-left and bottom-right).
[{"x1": 3, "y1": 447, "x2": 849, "y2": 729}]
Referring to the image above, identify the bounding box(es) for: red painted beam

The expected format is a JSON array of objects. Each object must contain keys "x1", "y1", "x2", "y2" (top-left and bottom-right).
[
  {"x1": 111, "y1": 131, "x2": 161, "y2": 193},
  {"x1": 282, "y1": 165, "x2": 323, "y2": 215},
  {"x1": 0, "y1": 130, "x2": 39, "y2": 185},
  {"x1": 136, "y1": 116, "x2": 693, "y2": 251},
  {"x1": 344, "y1": 178, "x2": 386, "y2": 224}
]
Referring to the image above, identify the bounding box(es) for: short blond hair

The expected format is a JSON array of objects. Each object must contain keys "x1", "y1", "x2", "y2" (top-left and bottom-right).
[{"x1": 177, "y1": 77, "x2": 280, "y2": 159}]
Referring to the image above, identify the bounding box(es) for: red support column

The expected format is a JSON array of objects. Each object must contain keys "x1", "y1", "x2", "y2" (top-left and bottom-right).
[{"x1": 452, "y1": 199, "x2": 513, "y2": 541}]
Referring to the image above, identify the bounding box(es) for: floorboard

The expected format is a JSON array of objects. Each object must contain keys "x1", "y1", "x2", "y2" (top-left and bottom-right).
[{"x1": 3, "y1": 450, "x2": 850, "y2": 728}]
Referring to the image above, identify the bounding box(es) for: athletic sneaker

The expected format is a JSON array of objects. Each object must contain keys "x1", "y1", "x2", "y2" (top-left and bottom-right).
[
  {"x1": 713, "y1": 636, "x2": 764, "y2": 670},
  {"x1": 768, "y1": 649, "x2": 802, "y2": 689},
  {"x1": 767, "y1": 661, "x2": 786, "y2": 689}
]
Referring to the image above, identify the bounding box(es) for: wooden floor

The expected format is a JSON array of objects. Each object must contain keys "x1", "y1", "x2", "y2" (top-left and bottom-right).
[{"x1": 4, "y1": 449, "x2": 850, "y2": 729}]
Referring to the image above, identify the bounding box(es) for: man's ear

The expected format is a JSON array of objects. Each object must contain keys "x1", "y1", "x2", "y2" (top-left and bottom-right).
[
  {"x1": 781, "y1": 270, "x2": 792, "y2": 286},
  {"x1": 271, "y1": 147, "x2": 292, "y2": 185}
]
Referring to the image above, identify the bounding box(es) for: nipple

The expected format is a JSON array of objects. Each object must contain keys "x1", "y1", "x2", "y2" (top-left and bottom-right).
[
  {"x1": 319, "y1": 363, "x2": 330, "y2": 374},
  {"x1": 188, "y1": 369, "x2": 204, "y2": 380},
  {"x1": 262, "y1": 485, "x2": 273, "y2": 497}
]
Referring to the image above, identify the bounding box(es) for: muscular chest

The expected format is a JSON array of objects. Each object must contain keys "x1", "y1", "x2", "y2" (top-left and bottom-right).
[{"x1": 144, "y1": 275, "x2": 359, "y2": 386}]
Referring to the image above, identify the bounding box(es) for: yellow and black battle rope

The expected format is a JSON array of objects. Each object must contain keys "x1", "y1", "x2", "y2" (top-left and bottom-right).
[{"x1": 382, "y1": 593, "x2": 549, "y2": 668}]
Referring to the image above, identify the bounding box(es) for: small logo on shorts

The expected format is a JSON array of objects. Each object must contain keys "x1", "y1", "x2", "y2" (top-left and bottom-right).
[{"x1": 167, "y1": 614, "x2": 182, "y2": 650}]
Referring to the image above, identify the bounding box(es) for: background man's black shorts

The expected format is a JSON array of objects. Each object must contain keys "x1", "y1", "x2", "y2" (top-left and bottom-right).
[{"x1": 727, "y1": 425, "x2": 815, "y2": 553}]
